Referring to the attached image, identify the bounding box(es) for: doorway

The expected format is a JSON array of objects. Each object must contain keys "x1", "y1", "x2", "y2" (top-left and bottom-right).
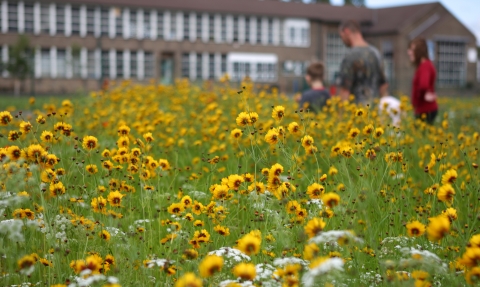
[{"x1": 160, "y1": 53, "x2": 174, "y2": 85}]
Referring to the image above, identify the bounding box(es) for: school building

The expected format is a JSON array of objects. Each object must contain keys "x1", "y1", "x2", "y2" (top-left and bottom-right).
[{"x1": 0, "y1": 0, "x2": 478, "y2": 94}]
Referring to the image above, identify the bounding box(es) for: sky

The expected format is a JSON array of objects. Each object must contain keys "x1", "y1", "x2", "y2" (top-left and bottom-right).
[{"x1": 330, "y1": 0, "x2": 480, "y2": 45}]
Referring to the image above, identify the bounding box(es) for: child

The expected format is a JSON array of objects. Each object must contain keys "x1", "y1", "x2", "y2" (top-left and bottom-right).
[{"x1": 296, "y1": 62, "x2": 330, "y2": 113}]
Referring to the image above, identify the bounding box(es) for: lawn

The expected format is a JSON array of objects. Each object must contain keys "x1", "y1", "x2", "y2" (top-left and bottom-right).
[{"x1": 1, "y1": 80, "x2": 480, "y2": 287}]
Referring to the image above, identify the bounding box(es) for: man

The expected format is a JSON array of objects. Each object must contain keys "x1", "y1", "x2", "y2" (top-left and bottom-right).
[{"x1": 338, "y1": 20, "x2": 388, "y2": 106}]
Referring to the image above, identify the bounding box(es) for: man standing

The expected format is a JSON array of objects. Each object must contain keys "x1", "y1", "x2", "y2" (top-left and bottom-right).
[{"x1": 338, "y1": 20, "x2": 388, "y2": 106}]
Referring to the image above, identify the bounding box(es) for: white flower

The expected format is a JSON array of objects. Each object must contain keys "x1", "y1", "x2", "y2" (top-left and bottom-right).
[
  {"x1": 302, "y1": 258, "x2": 344, "y2": 287},
  {"x1": 255, "y1": 263, "x2": 276, "y2": 281},
  {"x1": 308, "y1": 230, "x2": 364, "y2": 245},
  {"x1": 208, "y1": 247, "x2": 251, "y2": 264},
  {"x1": 273, "y1": 257, "x2": 308, "y2": 267},
  {"x1": 0, "y1": 219, "x2": 25, "y2": 242}
]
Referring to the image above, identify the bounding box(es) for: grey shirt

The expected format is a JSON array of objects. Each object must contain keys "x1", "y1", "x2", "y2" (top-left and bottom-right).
[
  {"x1": 299, "y1": 89, "x2": 331, "y2": 113},
  {"x1": 339, "y1": 45, "x2": 387, "y2": 105}
]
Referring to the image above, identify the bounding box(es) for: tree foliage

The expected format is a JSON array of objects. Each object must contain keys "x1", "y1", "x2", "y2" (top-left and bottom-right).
[
  {"x1": 344, "y1": 0, "x2": 365, "y2": 6},
  {"x1": 6, "y1": 35, "x2": 32, "y2": 81}
]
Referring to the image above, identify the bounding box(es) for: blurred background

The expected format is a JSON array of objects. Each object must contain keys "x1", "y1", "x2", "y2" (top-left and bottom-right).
[{"x1": 0, "y1": 0, "x2": 478, "y2": 97}]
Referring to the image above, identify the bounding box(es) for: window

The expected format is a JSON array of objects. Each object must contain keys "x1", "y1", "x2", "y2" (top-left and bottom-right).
[
  {"x1": 71, "y1": 6, "x2": 80, "y2": 35},
  {"x1": 233, "y1": 16, "x2": 239, "y2": 42},
  {"x1": 209, "y1": 54, "x2": 215, "y2": 79},
  {"x1": 72, "y1": 50, "x2": 81, "y2": 78},
  {"x1": 283, "y1": 61, "x2": 308, "y2": 76},
  {"x1": 196, "y1": 53, "x2": 202, "y2": 80},
  {"x1": 40, "y1": 4, "x2": 49, "y2": 34},
  {"x1": 115, "y1": 8, "x2": 122, "y2": 37},
  {"x1": 181, "y1": 53, "x2": 189, "y2": 78},
  {"x1": 41, "y1": 48, "x2": 51, "y2": 78},
  {"x1": 221, "y1": 54, "x2": 227, "y2": 75},
  {"x1": 130, "y1": 51, "x2": 137, "y2": 78},
  {"x1": 144, "y1": 52, "x2": 154, "y2": 79},
  {"x1": 284, "y1": 19, "x2": 310, "y2": 47},
  {"x1": 157, "y1": 11, "x2": 163, "y2": 39},
  {"x1": 8, "y1": 3, "x2": 18, "y2": 32},
  {"x1": 267, "y1": 19, "x2": 273, "y2": 44},
  {"x1": 437, "y1": 41, "x2": 466, "y2": 87},
  {"x1": 196, "y1": 14, "x2": 202, "y2": 40},
  {"x1": 116, "y1": 51, "x2": 123, "y2": 78},
  {"x1": 56, "y1": 49, "x2": 66, "y2": 78},
  {"x1": 208, "y1": 15, "x2": 214, "y2": 41},
  {"x1": 290, "y1": 27, "x2": 295, "y2": 44},
  {"x1": 56, "y1": 5, "x2": 65, "y2": 34},
  {"x1": 278, "y1": 20, "x2": 283, "y2": 45},
  {"x1": 220, "y1": 16, "x2": 227, "y2": 42},
  {"x1": 143, "y1": 11, "x2": 151, "y2": 38},
  {"x1": 169, "y1": 12, "x2": 176, "y2": 40},
  {"x1": 86, "y1": 8, "x2": 95, "y2": 35},
  {"x1": 87, "y1": 50, "x2": 96, "y2": 78},
  {"x1": 100, "y1": 8, "x2": 109, "y2": 36},
  {"x1": 300, "y1": 27, "x2": 309, "y2": 46},
  {"x1": 183, "y1": 14, "x2": 189, "y2": 40},
  {"x1": 101, "y1": 50, "x2": 109, "y2": 78},
  {"x1": 232, "y1": 62, "x2": 251, "y2": 81},
  {"x1": 256, "y1": 18, "x2": 262, "y2": 44},
  {"x1": 326, "y1": 32, "x2": 350, "y2": 84},
  {"x1": 129, "y1": 10, "x2": 137, "y2": 38},
  {"x1": 245, "y1": 17, "x2": 250, "y2": 43},
  {"x1": 24, "y1": 4, "x2": 34, "y2": 33},
  {"x1": 382, "y1": 41, "x2": 394, "y2": 87}
]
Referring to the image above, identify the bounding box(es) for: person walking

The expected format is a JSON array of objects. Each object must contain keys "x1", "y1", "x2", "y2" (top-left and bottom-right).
[
  {"x1": 408, "y1": 38, "x2": 438, "y2": 125},
  {"x1": 338, "y1": 20, "x2": 388, "y2": 107}
]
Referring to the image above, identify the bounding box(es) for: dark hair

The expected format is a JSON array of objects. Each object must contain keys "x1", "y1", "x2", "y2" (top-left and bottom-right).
[
  {"x1": 306, "y1": 62, "x2": 324, "y2": 81},
  {"x1": 340, "y1": 20, "x2": 361, "y2": 34},
  {"x1": 409, "y1": 38, "x2": 429, "y2": 67}
]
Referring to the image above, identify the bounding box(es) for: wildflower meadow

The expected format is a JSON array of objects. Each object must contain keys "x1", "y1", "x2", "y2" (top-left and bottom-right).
[{"x1": 1, "y1": 79, "x2": 480, "y2": 287}]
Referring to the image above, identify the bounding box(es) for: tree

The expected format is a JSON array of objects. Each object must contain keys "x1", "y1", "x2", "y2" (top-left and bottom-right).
[
  {"x1": 6, "y1": 35, "x2": 32, "y2": 96},
  {"x1": 344, "y1": 0, "x2": 365, "y2": 6},
  {"x1": 310, "y1": 0, "x2": 332, "y2": 3}
]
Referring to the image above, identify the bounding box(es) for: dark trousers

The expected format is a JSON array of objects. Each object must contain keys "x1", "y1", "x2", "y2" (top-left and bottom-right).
[{"x1": 415, "y1": 110, "x2": 438, "y2": 125}]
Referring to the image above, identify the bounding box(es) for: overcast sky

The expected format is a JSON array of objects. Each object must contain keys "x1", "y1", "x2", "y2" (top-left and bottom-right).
[{"x1": 330, "y1": 0, "x2": 480, "y2": 45}]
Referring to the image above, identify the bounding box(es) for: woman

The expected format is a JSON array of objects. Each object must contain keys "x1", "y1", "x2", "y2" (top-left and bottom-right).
[{"x1": 408, "y1": 38, "x2": 438, "y2": 125}]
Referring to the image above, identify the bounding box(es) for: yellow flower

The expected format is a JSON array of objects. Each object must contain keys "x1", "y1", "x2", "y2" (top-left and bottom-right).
[
  {"x1": 236, "y1": 112, "x2": 250, "y2": 127},
  {"x1": 437, "y1": 184, "x2": 455, "y2": 205},
  {"x1": 307, "y1": 183, "x2": 325, "y2": 199},
  {"x1": 19, "y1": 121, "x2": 33, "y2": 134},
  {"x1": 82, "y1": 136, "x2": 99, "y2": 150},
  {"x1": 7, "y1": 145, "x2": 23, "y2": 161},
  {"x1": 301, "y1": 135, "x2": 314, "y2": 149},
  {"x1": 230, "y1": 128, "x2": 243, "y2": 139},
  {"x1": 26, "y1": 144, "x2": 46, "y2": 161},
  {"x1": 49, "y1": 181, "x2": 66, "y2": 197},
  {"x1": 99, "y1": 230, "x2": 111, "y2": 241},
  {"x1": 40, "y1": 131, "x2": 54, "y2": 142},
  {"x1": 426, "y1": 215, "x2": 450, "y2": 242},
  {"x1": 236, "y1": 233, "x2": 261, "y2": 255},
  {"x1": 168, "y1": 203, "x2": 185, "y2": 215},
  {"x1": 199, "y1": 255, "x2": 223, "y2": 278},
  {"x1": 348, "y1": 127, "x2": 360, "y2": 138},
  {"x1": 406, "y1": 221, "x2": 426, "y2": 237},
  {"x1": 86, "y1": 164, "x2": 98, "y2": 174},
  {"x1": 264, "y1": 128, "x2": 280, "y2": 145},
  {"x1": 174, "y1": 273, "x2": 203, "y2": 287},
  {"x1": 441, "y1": 169, "x2": 457, "y2": 185},
  {"x1": 107, "y1": 191, "x2": 124, "y2": 207},
  {"x1": 214, "y1": 225, "x2": 230, "y2": 236},
  {"x1": 272, "y1": 106, "x2": 285, "y2": 121},
  {"x1": 143, "y1": 132, "x2": 154, "y2": 142},
  {"x1": 17, "y1": 254, "x2": 36, "y2": 269},
  {"x1": 232, "y1": 262, "x2": 256, "y2": 281},
  {"x1": 288, "y1": 121, "x2": 301, "y2": 135},
  {"x1": 304, "y1": 218, "x2": 326, "y2": 239},
  {"x1": 0, "y1": 111, "x2": 13, "y2": 125},
  {"x1": 322, "y1": 193, "x2": 340, "y2": 208},
  {"x1": 465, "y1": 266, "x2": 480, "y2": 285}
]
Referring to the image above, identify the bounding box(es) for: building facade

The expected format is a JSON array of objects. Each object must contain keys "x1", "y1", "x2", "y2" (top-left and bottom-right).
[{"x1": 0, "y1": 0, "x2": 477, "y2": 94}]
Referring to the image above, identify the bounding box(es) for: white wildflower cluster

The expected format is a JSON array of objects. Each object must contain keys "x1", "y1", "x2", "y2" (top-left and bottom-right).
[
  {"x1": 219, "y1": 280, "x2": 255, "y2": 287},
  {"x1": 255, "y1": 263, "x2": 276, "y2": 280},
  {"x1": 10, "y1": 282, "x2": 40, "y2": 287},
  {"x1": 306, "y1": 199, "x2": 323, "y2": 209},
  {"x1": 398, "y1": 246, "x2": 448, "y2": 271},
  {"x1": 44, "y1": 215, "x2": 72, "y2": 242},
  {"x1": 360, "y1": 271, "x2": 383, "y2": 286},
  {"x1": 0, "y1": 219, "x2": 25, "y2": 242},
  {"x1": 68, "y1": 274, "x2": 119, "y2": 287},
  {"x1": 208, "y1": 247, "x2": 251, "y2": 266},
  {"x1": 128, "y1": 219, "x2": 151, "y2": 232},
  {"x1": 188, "y1": 190, "x2": 208, "y2": 198},
  {"x1": 308, "y1": 230, "x2": 364, "y2": 246},
  {"x1": 273, "y1": 257, "x2": 309, "y2": 267},
  {"x1": 0, "y1": 191, "x2": 27, "y2": 215},
  {"x1": 144, "y1": 258, "x2": 173, "y2": 269},
  {"x1": 105, "y1": 226, "x2": 126, "y2": 237},
  {"x1": 19, "y1": 265, "x2": 35, "y2": 276},
  {"x1": 301, "y1": 258, "x2": 344, "y2": 287}
]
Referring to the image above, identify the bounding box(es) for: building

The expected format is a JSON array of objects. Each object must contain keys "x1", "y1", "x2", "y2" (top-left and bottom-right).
[{"x1": 0, "y1": 0, "x2": 477, "y2": 94}]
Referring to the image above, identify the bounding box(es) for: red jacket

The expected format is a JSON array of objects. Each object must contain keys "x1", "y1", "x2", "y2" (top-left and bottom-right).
[{"x1": 412, "y1": 60, "x2": 438, "y2": 115}]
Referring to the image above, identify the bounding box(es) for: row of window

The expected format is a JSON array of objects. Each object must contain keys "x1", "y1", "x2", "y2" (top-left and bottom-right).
[
  {"x1": 0, "y1": 1, "x2": 310, "y2": 47},
  {"x1": 1, "y1": 46, "x2": 154, "y2": 80}
]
